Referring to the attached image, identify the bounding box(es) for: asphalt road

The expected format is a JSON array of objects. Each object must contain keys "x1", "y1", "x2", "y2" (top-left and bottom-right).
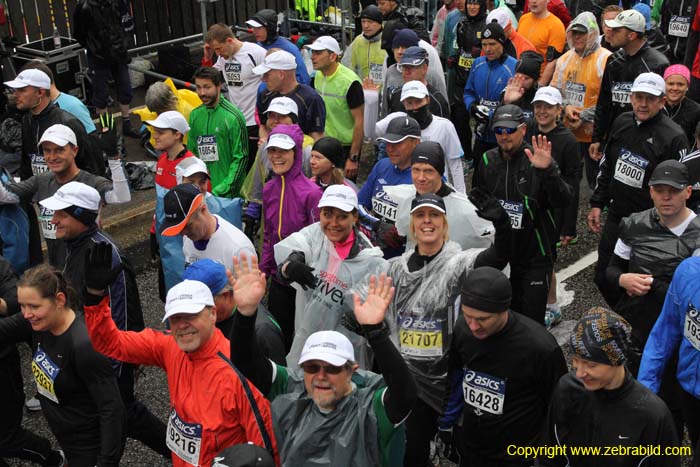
[{"x1": 6, "y1": 160, "x2": 694, "y2": 466}]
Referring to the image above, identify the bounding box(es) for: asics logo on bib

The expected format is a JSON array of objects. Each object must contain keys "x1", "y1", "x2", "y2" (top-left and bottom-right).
[
  {"x1": 501, "y1": 201, "x2": 522, "y2": 212},
  {"x1": 464, "y1": 370, "x2": 503, "y2": 391},
  {"x1": 619, "y1": 151, "x2": 649, "y2": 169},
  {"x1": 35, "y1": 352, "x2": 58, "y2": 377},
  {"x1": 170, "y1": 411, "x2": 198, "y2": 436},
  {"x1": 401, "y1": 317, "x2": 438, "y2": 330},
  {"x1": 197, "y1": 136, "x2": 215, "y2": 145}
]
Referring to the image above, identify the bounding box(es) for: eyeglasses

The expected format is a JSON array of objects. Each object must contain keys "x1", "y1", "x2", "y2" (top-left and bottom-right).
[
  {"x1": 493, "y1": 126, "x2": 519, "y2": 135},
  {"x1": 301, "y1": 362, "x2": 346, "y2": 374}
]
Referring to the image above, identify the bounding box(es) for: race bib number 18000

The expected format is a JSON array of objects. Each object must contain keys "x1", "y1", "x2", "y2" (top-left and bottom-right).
[
  {"x1": 613, "y1": 148, "x2": 649, "y2": 189},
  {"x1": 166, "y1": 409, "x2": 202, "y2": 465},
  {"x1": 462, "y1": 368, "x2": 506, "y2": 415}
]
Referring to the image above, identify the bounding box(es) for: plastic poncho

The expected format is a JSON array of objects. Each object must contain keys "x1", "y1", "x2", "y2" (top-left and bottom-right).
[
  {"x1": 385, "y1": 241, "x2": 482, "y2": 412},
  {"x1": 262, "y1": 124, "x2": 322, "y2": 278},
  {"x1": 132, "y1": 78, "x2": 201, "y2": 147},
  {"x1": 385, "y1": 184, "x2": 494, "y2": 251},
  {"x1": 274, "y1": 224, "x2": 387, "y2": 369}
]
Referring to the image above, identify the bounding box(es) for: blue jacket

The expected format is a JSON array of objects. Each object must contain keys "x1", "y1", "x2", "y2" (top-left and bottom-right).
[
  {"x1": 262, "y1": 37, "x2": 310, "y2": 85},
  {"x1": 639, "y1": 257, "x2": 700, "y2": 397},
  {"x1": 463, "y1": 54, "x2": 517, "y2": 144}
]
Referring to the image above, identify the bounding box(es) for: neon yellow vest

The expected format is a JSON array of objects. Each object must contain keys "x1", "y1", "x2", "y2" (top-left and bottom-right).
[
  {"x1": 313, "y1": 64, "x2": 361, "y2": 145},
  {"x1": 350, "y1": 34, "x2": 387, "y2": 86}
]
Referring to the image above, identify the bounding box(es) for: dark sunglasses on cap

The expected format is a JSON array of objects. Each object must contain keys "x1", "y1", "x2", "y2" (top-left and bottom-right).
[
  {"x1": 301, "y1": 362, "x2": 346, "y2": 375},
  {"x1": 493, "y1": 126, "x2": 520, "y2": 135}
]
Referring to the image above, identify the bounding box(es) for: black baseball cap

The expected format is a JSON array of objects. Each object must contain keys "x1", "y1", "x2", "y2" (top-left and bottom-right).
[
  {"x1": 410, "y1": 192, "x2": 447, "y2": 214},
  {"x1": 411, "y1": 141, "x2": 445, "y2": 175},
  {"x1": 213, "y1": 443, "x2": 275, "y2": 467},
  {"x1": 378, "y1": 116, "x2": 421, "y2": 143},
  {"x1": 491, "y1": 104, "x2": 525, "y2": 129},
  {"x1": 649, "y1": 160, "x2": 690, "y2": 189},
  {"x1": 161, "y1": 183, "x2": 205, "y2": 236}
]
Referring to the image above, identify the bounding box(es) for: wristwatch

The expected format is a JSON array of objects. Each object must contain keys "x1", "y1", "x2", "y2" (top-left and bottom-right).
[{"x1": 349, "y1": 154, "x2": 360, "y2": 162}]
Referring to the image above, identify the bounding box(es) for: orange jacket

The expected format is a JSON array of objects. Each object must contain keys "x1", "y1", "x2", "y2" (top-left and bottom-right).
[
  {"x1": 85, "y1": 297, "x2": 278, "y2": 467},
  {"x1": 509, "y1": 30, "x2": 537, "y2": 58}
]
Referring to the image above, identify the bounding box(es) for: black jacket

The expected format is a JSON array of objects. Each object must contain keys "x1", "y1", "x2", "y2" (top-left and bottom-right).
[
  {"x1": 527, "y1": 122, "x2": 580, "y2": 238},
  {"x1": 0, "y1": 255, "x2": 19, "y2": 360},
  {"x1": 20, "y1": 102, "x2": 104, "y2": 180},
  {"x1": 474, "y1": 142, "x2": 573, "y2": 266},
  {"x1": 73, "y1": 0, "x2": 129, "y2": 65},
  {"x1": 660, "y1": 0, "x2": 698, "y2": 63},
  {"x1": 590, "y1": 111, "x2": 689, "y2": 218},
  {"x1": 664, "y1": 97, "x2": 700, "y2": 145},
  {"x1": 383, "y1": 5, "x2": 429, "y2": 42},
  {"x1": 540, "y1": 371, "x2": 680, "y2": 467},
  {"x1": 592, "y1": 43, "x2": 670, "y2": 145},
  {"x1": 453, "y1": 2, "x2": 487, "y2": 93}
]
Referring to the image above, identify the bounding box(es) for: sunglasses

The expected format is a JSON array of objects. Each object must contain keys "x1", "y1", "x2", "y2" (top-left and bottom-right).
[
  {"x1": 301, "y1": 362, "x2": 346, "y2": 375},
  {"x1": 493, "y1": 126, "x2": 520, "y2": 135}
]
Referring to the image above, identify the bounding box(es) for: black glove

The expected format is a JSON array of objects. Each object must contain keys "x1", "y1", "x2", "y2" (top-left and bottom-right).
[
  {"x1": 242, "y1": 214, "x2": 260, "y2": 243},
  {"x1": 434, "y1": 428, "x2": 454, "y2": 460},
  {"x1": 98, "y1": 113, "x2": 119, "y2": 158},
  {"x1": 283, "y1": 260, "x2": 317, "y2": 290},
  {"x1": 84, "y1": 242, "x2": 124, "y2": 297},
  {"x1": 470, "y1": 103, "x2": 490, "y2": 124},
  {"x1": 340, "y1": 309, "x2": 362, "y2": 335},
  {"x1": 373, "y1": 221, "x2": 405, "y2": 250},
  {"x1": 468, "y1": 187, "x2": 510, "y2": 228},
  {"x1": 149, "y1": 231, "x2": 159, "y2": 261}
]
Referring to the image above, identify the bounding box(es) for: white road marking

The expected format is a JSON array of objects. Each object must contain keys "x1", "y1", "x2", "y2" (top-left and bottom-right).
[{"x1": 556, "y1": 251, "x2": 598, "y2": 282}]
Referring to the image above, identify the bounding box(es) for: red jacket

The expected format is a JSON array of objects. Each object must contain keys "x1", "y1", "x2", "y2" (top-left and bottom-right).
[{"x1": 85, "y1": 297, "x2": 278, "y2": 467}]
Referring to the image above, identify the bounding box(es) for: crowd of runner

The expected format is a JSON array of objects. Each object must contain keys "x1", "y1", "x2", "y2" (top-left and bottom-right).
[{"x1": 2, "y1": 0, "x2": 700, "y2": 465}]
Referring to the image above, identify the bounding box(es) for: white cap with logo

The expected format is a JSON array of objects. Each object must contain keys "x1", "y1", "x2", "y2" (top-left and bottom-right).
[
  {"x1": 162, "y1": 280, "x2": 215, "y2": 322},
  {"x1": 38, "y1": 124, "x2": 77, "y2": 148},
  {"x1": 318, "y1": 184, "x2": 358, "y2": 212},
  {"x1": 39, "y1": 181, "x2": 101, "y2": 212},
  {"x1": 604, "y1": 9, "x2": 646, "y2": 33},
  {"x1": 4, "y1": 69, "x2": 51, "y2": 90},
  {"x1": 532, "y1": 86, "x2": 563, "y2": 106},
  {"x1": 401, "y1": 80, "x2": 429, "y2": 101},
  {"x1": 265, "y1": 97, "x2": 299, "y2": 116},
  {"x1": 176, "y1": 157, "x2": 209, "y2": 184},
  {"x1": 298, "y1": 330, "x2": 355, "y2": 366},
  {"x1": 145, "y1": 110, "x2": 190, "y2": 135},
  {"x1": 252, "y1": 50, "x2": 298, "y2": 75},
  {"x1": 631, "y1": 72, "x2": 665, "y2": 96},
  {"x1": 264, "y1": 133, "x2": 296, "y2": 151},
  {"x1": 304, "y1": 36, "x2": 341, "y2": 55}
]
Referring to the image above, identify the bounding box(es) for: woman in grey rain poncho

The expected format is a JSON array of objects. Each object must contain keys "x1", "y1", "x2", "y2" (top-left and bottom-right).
[
  {"x1": 274, "y1": 184, "x2": 387, "y2": 368},
  {"x1": 383, "y1": 190, "x2": 511, "y2": 464}
]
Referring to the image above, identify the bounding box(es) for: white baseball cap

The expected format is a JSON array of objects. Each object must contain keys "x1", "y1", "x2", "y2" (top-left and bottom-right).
[
  {"x1": 265, "y1": 133, "x2": 296, "y2": 150},
  {"x1": 604, "y1": 9, "x2": 646, "y2": 33},
  {"x1": 304, "y1": 36, "x2": 341, "y2": 54},
  {"x1": 264, "y1": 97, "x2": 299, "y2": 116},
  {"x1": 298, "y1": 330, "x2": 355, "y2": 366},
  {"x1": 163, "y1": 279, "x2": 215, "y2": 322},
  {"x1": 38, "y1": 124, "x2": 77, "y2": 148},
  {"x1": 176, "y1": 157, "x2": 209, "y2": 184},
  {"x1": 252, "y1": 50, "x2": 298, "y2": 75},
  {"x1": 486, "y1": 8, "x2": 511, "y2": 29},
  {"x1": 318, "y1": 184, "x2": 358, "y2": 212},
  {"x1": 4, "y1": 69, "x2": 51, "y2": 89},
  {"x1": 145, "y1": 110, "x2": 190, "y2": 135},
  {"x1": 532, "y1": 86, "x2": 563, "y2": 105},
  {"x1": 39, "y1": 181, "x2": 100, "y2": 212},
  {"x1": 401, "y1": 80, "x2": 429, "y2": 101},
  {"x1": 246, "y1": 18, "x2": 264, "y2": 28},
  {"x1": 631, "y1": 72, "x2": 665, "y2": 96}
]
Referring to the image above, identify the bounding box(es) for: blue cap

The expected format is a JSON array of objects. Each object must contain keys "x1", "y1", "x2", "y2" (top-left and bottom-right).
[
  {"x1": 392, "y1": 29, "x2": 419, "y2": 49},
  {"x1": 399, "y1": 46, "x2": 428, "y2": 66},
  {"x1": 182, "y1": 259, "x2": 228, "y2": 295},
  {"x1": 632, "y1": 3, "x2": 652, "y2": 30}
]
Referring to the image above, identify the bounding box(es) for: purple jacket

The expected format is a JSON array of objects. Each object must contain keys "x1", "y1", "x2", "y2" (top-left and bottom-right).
[{"x1": 262, "y1": 124, "x2": 322, "y2": 278}]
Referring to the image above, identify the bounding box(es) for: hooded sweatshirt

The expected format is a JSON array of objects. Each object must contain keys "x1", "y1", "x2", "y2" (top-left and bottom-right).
[
  {"x1": 262, "y1": 124, "x2": 322, "y2": 279},
  {"x1": 550, "y1": 12, "x2": 611, "y2": 143}
]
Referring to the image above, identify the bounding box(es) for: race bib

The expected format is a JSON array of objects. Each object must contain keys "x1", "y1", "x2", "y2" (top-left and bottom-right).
[
  {"x1": 613, "y1": 148, "x2": 648, "y2": 189},
  {"x1": 197, "y1": 135, "x2": 219, "y2": 162},
  {"x1": 565, "y1": 82, "x2": 586, "y2": 107},
  {"x1": 372, "y1": 191, "x2": 398, "y2": 222},
  {"x1": 166, "y1": 409, "x2": 203, "y2": 465},
  {"x1": 31, "y1": 153, "x2": 48, "y2": 175},
  {"x1": 225, "y1": 62, "x2": 243, "y2": 87},
  {"x1": 612, "y1": 82, "x2": 632, "y2": 104},
  {"x1": 458, "y1": 52, "x2": 474, "y2": 71},
  {"x1": 479, "y1": 98, "x2": 499, "y2": 110},
  {"x1": 499, "y1": 200, "x2": 524, "y2": 230},
  {"x1": 685, "y1": 303, "x2": 700, "y2": 350},
  {"x1": 369, "y1": 63, "x2": 384, "y2": 85},
  {"x1": 39, "y1": 206, "x2": 56, "y2": 240},
  {"x1": 399, "y1": 315, "x2": 443, "y2": 358},
  {"x1": 462, "y1": 369, "x2": 505, "y2": 415},
  {"x1": 32, "y1": 346, "x2": 60, "y2": 403},
  {"x1": 669, "y1": 16, "x2": 690, "y2": 37}
]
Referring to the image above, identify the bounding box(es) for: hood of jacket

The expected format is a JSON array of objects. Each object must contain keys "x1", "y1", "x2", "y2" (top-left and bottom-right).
[
  {"x1": 466, "y1": 0, "x2": 488, "y2": 21},
  {"x1": 566, "y1": 12, "x2": 601, "y2": 58},
  {"x1": 255, "y1": 9, "x2": 279, "y2": 45}
]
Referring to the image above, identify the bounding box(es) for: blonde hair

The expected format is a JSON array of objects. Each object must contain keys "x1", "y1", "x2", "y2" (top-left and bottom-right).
[{"x1": 408, "y1": 211, "x2": 449, "y2": 243}]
